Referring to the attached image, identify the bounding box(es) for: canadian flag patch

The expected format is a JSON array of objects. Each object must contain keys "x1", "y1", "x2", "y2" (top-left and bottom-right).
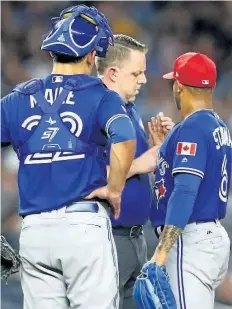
[{"x1": 176, "y1": 142, "x2": 197, "y2": 156}]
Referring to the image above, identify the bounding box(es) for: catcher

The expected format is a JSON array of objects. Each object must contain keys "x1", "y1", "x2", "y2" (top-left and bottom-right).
[{"x1": 1, "y1": 235, "x2": 21, "y2": 282}]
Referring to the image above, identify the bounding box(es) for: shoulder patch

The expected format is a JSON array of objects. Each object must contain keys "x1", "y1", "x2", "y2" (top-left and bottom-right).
[{"x1": 176, "y1": 142, "x2": 197, "y2": 156}]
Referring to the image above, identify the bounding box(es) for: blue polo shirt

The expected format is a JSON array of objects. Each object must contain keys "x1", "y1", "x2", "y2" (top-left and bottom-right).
[{"x1": 109, "y1": 103, "x2": 153, "y2": 227}]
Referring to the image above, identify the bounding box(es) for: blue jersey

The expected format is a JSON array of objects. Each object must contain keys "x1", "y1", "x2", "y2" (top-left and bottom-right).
[
  {"x1": 151, "y1": 110, "x2": 232, "y2": 227},
  {"x1": 1, "y1": 74, "x2": 135, "y2": 216},
  {"x1": 109, "y1": 103, "x2": 153, "y2": 226}
]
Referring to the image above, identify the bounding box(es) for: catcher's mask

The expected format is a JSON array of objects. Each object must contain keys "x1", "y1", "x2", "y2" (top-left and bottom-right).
[{"x1": 41, "y1": 4, "x2": 114, "y2": 58}]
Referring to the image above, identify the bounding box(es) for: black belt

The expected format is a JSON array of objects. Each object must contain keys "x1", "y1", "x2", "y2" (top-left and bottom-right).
[
  {"x1": 154, "y1": 219, "x2": 218, "y2": 239},
  {"x1": 190, "y1": 219, "x2": 218, "y2": 224},
  {"x1": 112, "y1": 225, "x2": 143, "y2": 238}
]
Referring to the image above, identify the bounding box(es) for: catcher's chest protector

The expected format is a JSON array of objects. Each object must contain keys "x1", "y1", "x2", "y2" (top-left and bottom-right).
[{"x1": 14, "y1": 77, "x2": 105, "y2": 158}]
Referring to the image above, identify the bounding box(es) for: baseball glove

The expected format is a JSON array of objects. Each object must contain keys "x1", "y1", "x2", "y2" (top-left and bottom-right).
[
  {"x1": 1, "y1": 235, "x2": 20, "y2": 282},
  {"x1": 133, "y1": 262, "x2": 177, "y2": 309}
]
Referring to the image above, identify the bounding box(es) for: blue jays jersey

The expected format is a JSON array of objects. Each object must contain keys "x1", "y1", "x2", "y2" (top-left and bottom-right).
[
  {"x1": 109, "y1": 103, "x2": 153, "y2": 226},
  {"x1": 1, "y1": 74, "x2": 134, "y2": 216},
  {"x1": 151, "y1": 110, "x2": 232, "y2": 227}
]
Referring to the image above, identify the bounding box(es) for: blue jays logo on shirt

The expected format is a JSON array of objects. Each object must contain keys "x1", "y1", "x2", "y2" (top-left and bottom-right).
[
  {"x1": 153, "y1": 178, "x2": 167, "y2": 205},
  {"x1": 158, "y1": 154, "x2": 169, "y2": 176}
]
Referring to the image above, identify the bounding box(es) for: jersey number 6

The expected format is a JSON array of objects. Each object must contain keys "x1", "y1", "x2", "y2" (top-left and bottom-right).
[{"x1": 219, "y1": 154, "x2": 228, "y2": 203}]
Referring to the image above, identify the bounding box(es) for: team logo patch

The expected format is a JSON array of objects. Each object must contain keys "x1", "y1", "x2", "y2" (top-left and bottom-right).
[
  {"x1": 176, "y1": 142, "x2": 197, "y2": 156},
  {"x1": 154, "y1": 178, "x2": 167, "y2": 204}
]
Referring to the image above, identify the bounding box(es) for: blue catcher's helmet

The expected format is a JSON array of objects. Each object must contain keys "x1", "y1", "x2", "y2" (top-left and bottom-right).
[{"x1": 41, "y1": 5, "x2": 114, "y2": 58}]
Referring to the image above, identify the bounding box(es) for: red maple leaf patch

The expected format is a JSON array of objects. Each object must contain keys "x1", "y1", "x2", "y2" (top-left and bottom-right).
[
  {"x1": 158, "y1": 184, "x2": 166, "y2": 196},
  {"x1": 183, "y1": 145, "x2": 189, "y2": 151}
]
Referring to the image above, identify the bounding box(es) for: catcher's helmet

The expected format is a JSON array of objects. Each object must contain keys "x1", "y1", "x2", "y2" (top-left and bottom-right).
[{"x1": 41, "y1": 5, "x2": 114, "y2": 58}]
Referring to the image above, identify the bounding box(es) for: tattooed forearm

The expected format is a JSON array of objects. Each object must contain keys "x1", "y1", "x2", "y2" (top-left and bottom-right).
[{"x1": 157, "y1": 225, "x2": 183, "y2": 253}]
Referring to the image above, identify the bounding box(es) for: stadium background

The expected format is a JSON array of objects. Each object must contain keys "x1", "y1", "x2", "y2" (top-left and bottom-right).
[{"x1": 1, "y1": 1, "x2": 232, "y2": 308}]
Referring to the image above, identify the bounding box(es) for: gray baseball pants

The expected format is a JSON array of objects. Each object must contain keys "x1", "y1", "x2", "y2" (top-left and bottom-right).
[
  {"x1": 113, "y1": 230, "x2": 147, "y2": 309},
  {"x1": 19, "y1": 204, "x2": 119, "y2": 309},
  {"x1": 157, "y1": 220, "x2": 230, "y2": 309}
]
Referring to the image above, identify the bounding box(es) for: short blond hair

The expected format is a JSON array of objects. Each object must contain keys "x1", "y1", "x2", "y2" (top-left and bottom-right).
[{"x1": 96, "y1": 34, "x2": 148, "y2": 75}]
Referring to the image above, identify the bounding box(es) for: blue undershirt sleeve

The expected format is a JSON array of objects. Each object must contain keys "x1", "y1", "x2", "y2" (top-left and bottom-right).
[{"x1": 165, "y1": 173, "x2": 202, "y2": 229}]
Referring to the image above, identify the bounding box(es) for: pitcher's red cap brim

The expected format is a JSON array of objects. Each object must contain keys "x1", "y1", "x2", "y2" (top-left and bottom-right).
[{"x1": 162, "y1": 72, "x2": 174, "y2": 80}]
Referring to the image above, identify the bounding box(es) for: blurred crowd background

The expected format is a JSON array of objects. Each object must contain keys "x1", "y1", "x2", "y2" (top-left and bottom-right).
[{"x1": 1, "y1": 1, "x2": 232, "y2": 309}]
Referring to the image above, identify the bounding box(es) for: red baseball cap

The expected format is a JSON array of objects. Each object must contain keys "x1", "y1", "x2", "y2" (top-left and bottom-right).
[{"x1": 162, "y1": 52, "x2": 217, "y2": 88}]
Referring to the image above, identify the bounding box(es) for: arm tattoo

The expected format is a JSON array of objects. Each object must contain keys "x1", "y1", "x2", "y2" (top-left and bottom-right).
[{"x1": 158, "y1": 225, "x2": 183, "y2": 253}]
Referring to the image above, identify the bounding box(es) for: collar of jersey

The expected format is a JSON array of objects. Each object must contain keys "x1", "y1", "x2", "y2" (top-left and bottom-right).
[
  {"x1": 184, "y1": 108, "x2": 214, "y2": 120},
  {"x1": 125, "y1": 102, "x2": 135, "y2": 111}
]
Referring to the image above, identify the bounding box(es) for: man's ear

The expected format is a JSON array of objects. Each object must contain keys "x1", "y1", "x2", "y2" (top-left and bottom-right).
[
  {"x1": 86, "y1": 50, "x2": 96, "y2": 67},
  {"x1": 107, "y1": 66, "x2": 119, "y2": 82},
  {"x1": 177, "y1": 81, "x2": 184, "y2": 94}
]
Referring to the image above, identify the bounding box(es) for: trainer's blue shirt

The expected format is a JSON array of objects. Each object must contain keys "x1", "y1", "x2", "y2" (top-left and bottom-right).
[
  {"x1": 151, "y1": 110, "x2": 232, "y2": 227},
  {"x1": 1, "y1": 74, "x2": 135, "y2": 216},
  {"x1": 109, "y1": 103, "x2": 153, "y2": 226}
]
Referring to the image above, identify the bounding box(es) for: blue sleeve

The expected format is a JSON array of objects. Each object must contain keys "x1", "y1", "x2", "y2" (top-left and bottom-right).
[
  {"x1": 172, "y1": 124, "x2": 207, "y2": 179},
  {"x1": 107, "y1": 116, "x2": 135, "y2": 143},
  {"x1": 1, "y1": 96, "x2": 11, "y2": 143},
  {"x1": 97, "y1": 91, "x2": 135, "y2": 143},
  {"x1": 165, "y1": 173, "x2": 202, "y2": 229}
]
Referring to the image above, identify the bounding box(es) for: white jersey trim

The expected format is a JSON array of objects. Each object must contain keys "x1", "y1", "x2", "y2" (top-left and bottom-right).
[
  {"x1": 172, "y1": 167, "x2": 204, "y2": 179},
  {"x1": 105, "y1": 114, "x2": 130, "y2": 137},
  {"x1": 24, "y1": 152, "x2": 85, "y2": 164}
]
